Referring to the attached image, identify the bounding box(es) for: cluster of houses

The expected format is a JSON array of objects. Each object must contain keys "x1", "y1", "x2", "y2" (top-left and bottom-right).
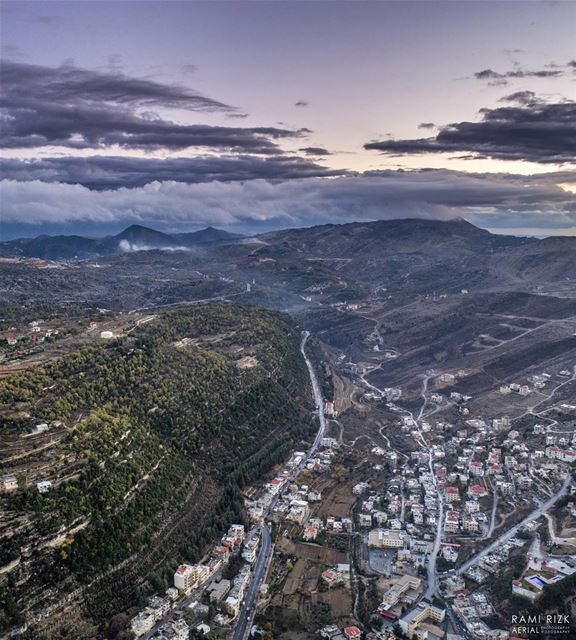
[
  {"x1": 2, "y1": 474, "x2": 54, "y2": 496},
  {"x1": 247, "y1": 445, "x2": 337, "y2": 525},
  {"x1": 221, "y1": 563, "x2": 252, "y2": 618},
  {"x1": 357, "y1": 452, "x2": 494, "y2": 556},
  {"x1": 463, "y1": 535, "x2": 532, "y2": 585},
  {"x1": 303, "y1": 514, "x2": 353, "y2": 542},
  {"x1": 450, "y1": 589, "x2": 508, "y2": 640},
  {"x1": 390, "y1": 378, "x2": 575, "y2": 546},
  {"x1": 129, "y1": 524, "x2": 249, "y2": 637},
  {"x1": 319, "y1": 624, "x2": 363, "y2": 640},
  {"x1": 130, "y1": 591, "x2": 186, "y2": 638},
  {"x1": 349, "y1": 365, "x2": 576, "y2": 639},
  {"x1": 1, "y1": 418, "x2": 71, "y2": 497},
  {"x1": 1, "y1": 319, "x2": 60, "y2": 351},
  {"x1": 438, "y1": 526, "x2": 576, "y2": 639}
]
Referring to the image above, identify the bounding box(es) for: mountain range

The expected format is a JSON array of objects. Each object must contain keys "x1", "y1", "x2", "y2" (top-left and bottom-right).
[
  {"x1": 249, "y1": 218, "x2": 576, "y2": 296},
  {"x1": 0, "y1": 217, "x2": 538, "y2": 261},
  {"x1": 0, "y1": 225, "x2": 243, "y2": 260},
  {"x1": 2, "y1": 217, "x2": 575, "y2": 299}
]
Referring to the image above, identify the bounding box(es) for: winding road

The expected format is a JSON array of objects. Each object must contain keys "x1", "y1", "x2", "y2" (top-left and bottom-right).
[
  {"x1": 455, "y1": 473, "x2": 572, "y2": 576},
  {"x1": 230, "y1": 331, "x2": 326, "y2": 640}
]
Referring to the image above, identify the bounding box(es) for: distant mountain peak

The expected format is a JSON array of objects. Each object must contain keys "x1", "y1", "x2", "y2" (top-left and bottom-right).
[
  {"x1": 115, "y1": 224, "x2": 171, "y2": 239},
  {"x1": 120, "y1": 223, "x2": 151, "y2": 232}
]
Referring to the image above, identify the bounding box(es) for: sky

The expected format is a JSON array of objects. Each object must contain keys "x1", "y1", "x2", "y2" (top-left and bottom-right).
[{"x1": 1, "y1": 0, "x2": 575, "y2": 239}]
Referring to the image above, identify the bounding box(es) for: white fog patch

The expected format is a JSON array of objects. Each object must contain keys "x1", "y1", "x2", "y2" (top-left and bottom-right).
[{"x1": 117, "y1": 239, "x2": 188, "y2": 253}]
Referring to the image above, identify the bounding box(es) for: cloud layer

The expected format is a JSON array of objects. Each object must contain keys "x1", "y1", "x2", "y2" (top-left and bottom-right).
[
  {"x1": 1, "y1": 59, "x2": 575, "y2": 237},
  {"x1": 0, "y1": 155, "x2": 343, "y2": 189},
  {"x1": 2, "y1": 170, "x2": 574, "y2": 232},
  {"x1": 365, "y1": 95, "x2": 576, "y2": 164}
]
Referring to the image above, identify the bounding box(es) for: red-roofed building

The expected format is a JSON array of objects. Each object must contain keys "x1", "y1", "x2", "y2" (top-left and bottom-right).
[
  {"x1": 444, "y1": 511, "x2": 460, "y2": 533},
  {"x1": 445, "y1": 486, "x2": 460, "y2": 502},
  {"x1": 469, "y1": 461, "x2": 484, "y2": 477},
  {"x1": 468, "y1": 483, "x2": 488, "y2": 498},
  {"x1": 268, "y1": 477, "x2": 285, "y2": 495},
  {"x1": 321, "y1": 569, "x2": 344, "y2": 587},
  {"x1": 212, "y1": 545, "x2": 230, "y2": 561},
  {"x1": 488, "y1": 449, "x2": 501, "y2": 463},
  {"x1": 303, "y1": 526, "x2": 318, "y2": 541},
  {"x1": 344, "y1": 626, "x2": 362, "y2": 640}
]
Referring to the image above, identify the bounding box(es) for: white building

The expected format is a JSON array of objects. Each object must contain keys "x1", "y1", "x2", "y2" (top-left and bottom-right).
[
  {"x1": 37, "y1": 480, "x2": 52, "y2": 493},
  {"x1": 173, "y1": 564, "x2": 210, "y2": 592},
  {"x1": 32, "y1": 423, "x2": 49, "y2": 434},
  {"x1": 444, "y1": 511, "x2": 460, "y2": 533},
  {"x1": 131, "y1": 610, "x2": 157, "y2": 637},
  {"x1": 368, "y1": 529, "x2": 406, "y2": 549},
  {"x1": 1, "y1": 475, "x2": 18, "y2": 492}
]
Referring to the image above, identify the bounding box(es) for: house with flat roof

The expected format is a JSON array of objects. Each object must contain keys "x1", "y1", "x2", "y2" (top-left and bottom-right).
[
  {"x1": 1, "y1": 475, "x2": 18, "y2": 492},
  {"x1": 399, "y1": 601, "x2": 445, "y2": 639},
  {"x1": 368, "y1": 528, "x2": 406, "y2": 549}
]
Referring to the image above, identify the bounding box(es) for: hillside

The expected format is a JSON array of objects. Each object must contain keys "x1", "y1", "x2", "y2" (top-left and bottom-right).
[
  {"x1": 257, "y1": 218, "x2": 531, "y2": 258},
  {"x1": 243, "y1": 218, "x2": 574, "y2": 296},
  {"x1": 0, "y1": 304, "x2": 314, "y2": 638},
  {"x1": 1, "y1": 219, "x2": 575, "y2": 319}
]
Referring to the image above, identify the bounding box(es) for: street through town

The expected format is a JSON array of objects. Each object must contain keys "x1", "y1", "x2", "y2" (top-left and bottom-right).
[{"x1": 230, "y1": 331, "x2": 327, "y2": 640}]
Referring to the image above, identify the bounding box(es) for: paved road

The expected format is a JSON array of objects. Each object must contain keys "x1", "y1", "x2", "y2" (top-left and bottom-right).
[
  {"x1": 455, "y1": 473, "x2": 573, "y2": 576},
  {"x1": 483, "y1": 489, "x2": 499, "y2": 540},
  {"x1": 392, "y1": 373, "x2": 443, "y2": 599},
  {"x1": 231, "y1": 524, "x2": 271, "y2": 640},
  {"x1": 230, "y1": 331, "x2": 326, "y2": 640},
  {"x1": 128, "y1": 281, "x2": 251, "y2": 314},
  {"x1": 511, "y1": 365, "x2": 576, "y2": 424}
]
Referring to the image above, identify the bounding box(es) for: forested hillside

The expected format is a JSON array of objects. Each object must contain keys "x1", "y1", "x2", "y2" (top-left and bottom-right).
[{"x1": 0, "y1": 303, "x2": 314, "y2": 638}]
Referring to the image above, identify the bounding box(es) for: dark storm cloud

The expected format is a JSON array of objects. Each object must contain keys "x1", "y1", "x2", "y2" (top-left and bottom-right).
[
  {"x1": 298, "y1": 146, "x2": 331, "y2": 156},
  {"x1": 1, "y1": 60, "x2": 231, "y2": 110},
  {"x1": 0, "y1": 154, "x2": 344, "y2": 189},
  {"x1": 0, "y1": 60, "x2": 308, "y2": 153},
  {"x1": 364, "y1": 97, "x2": 576, "y2": 164}
]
